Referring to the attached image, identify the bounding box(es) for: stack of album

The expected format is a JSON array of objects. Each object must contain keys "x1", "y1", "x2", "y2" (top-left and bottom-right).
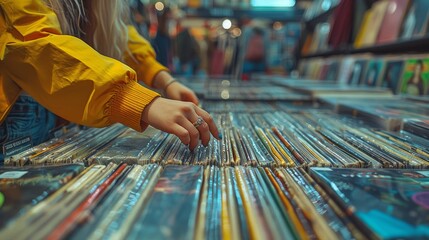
[
  {"x1": 201, "y1": 100, "x2": 277, "y2": 113},
  {"x1": 205, "y1": 103, "x2": 429, "y2": 168},
  {"x1": 3, "y1": 72, "x2": 429, "y2": 239},
  {"x1": 271, "y1": 79, "x2": 393, "y2": 99},
  {"x1": 176, "y1": 78, "x2": 310, "y2": 101},
  {"x1": 1, "y1": 164, "x2": 428, "y2": 239},
  {"x1": 309, "y1": 167, "x2": 429, "y2": 239},
  {"x1": 0, "y1": 164, "x2": 85, "y2": 231},
  {"x1": 5, "y1": 125, "x2": 128, "y2": 166},
  {"x1": 0, "y1": 163, "x2": 162, "y2": 239},
  {"x1": 86, "y1": 127, "x2": 160, "y2": 165},
  {"x1": 203, "y1": 81, "x2": 309, "y2": 101},
  {"x1": 274, "y1": 100, "x2": 330, "y2": 112},
  {"x1": 7, "y1": 106, "x2": 429, "y2": 169},
  {"x1": 326, "y1": 97, "x2": 429, "y2": 131},
  {"x1": 406, "y1": 95, "x2": 429, "y2": 104},
  {"x1": 402, "y1": 119, "x2": 429, "y2": 140}
]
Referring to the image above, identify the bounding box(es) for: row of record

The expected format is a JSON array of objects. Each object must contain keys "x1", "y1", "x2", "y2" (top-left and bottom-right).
[
  {"x1": 174, "y1": 78, "x2": 312, "y2": 101},
  {"x1": 2, "y1": 81, "x2": 429, "y2": 239},
  {"x1": 6, "y1": 100, "x2": 429, "y2": 169},
  {"x1": 298, "y1": 54, "x2": 429, "y2": 96},
  {"x1": 302, "y1": 0, "x2": 429, "y2": 55},
  {"x1": 1, "y1": 162, "x2": 428, "y2": 239}
]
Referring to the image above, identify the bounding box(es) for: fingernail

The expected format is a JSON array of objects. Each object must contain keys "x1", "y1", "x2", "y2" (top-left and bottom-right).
[{"x1": 218, "y1": 133, "x2": 223, "y2": 139}]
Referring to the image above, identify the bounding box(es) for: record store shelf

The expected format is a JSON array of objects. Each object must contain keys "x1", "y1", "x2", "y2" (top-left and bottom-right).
[
  {"x1": 301, "y1": 36, "x2": 429, "y2": 58},
  {"x1": 2, "y1": 82, "x2": 429, "y2": 239}
]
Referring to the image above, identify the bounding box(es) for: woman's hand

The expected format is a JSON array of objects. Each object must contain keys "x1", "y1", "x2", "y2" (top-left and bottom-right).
[
  {"x1": 152, "y1": 71, "x2": 199, "y2": 104},
  {"x1": 141, "y1": 97, "x2": 220, "y2": 150},
  {"x1": 164, "y1": 81, "x2": 199, "y2": 105}
]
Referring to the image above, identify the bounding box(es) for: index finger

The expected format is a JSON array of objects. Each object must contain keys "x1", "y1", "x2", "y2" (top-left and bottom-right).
[{"x1": 195, "y1": 107, "x2": 220, "y2": 140}]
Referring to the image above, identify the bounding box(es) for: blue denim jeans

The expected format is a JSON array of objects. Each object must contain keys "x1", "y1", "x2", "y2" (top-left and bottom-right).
[{"x1": 0, "y1": 95, "x2": 57, "y2": 164}]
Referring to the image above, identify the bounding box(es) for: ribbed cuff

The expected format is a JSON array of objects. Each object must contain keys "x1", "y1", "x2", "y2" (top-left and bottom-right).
[{"x1": 110, "y1": 81, "x2": 160, "y2": 132}]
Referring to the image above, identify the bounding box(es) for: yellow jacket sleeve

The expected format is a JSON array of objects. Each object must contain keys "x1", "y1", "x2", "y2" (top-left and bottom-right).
[
  {"x1": 125, "y1": 25, "x2": 169, "y2": 87},
  {"x1": 0, "y1": 0, "x2": 160, "y2": 131}
]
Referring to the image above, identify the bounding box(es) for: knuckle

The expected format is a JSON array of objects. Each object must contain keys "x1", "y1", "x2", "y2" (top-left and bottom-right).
[
  {"x1": 173, "y1": 114, "x2": 184, "y2": 123},
  {"x1": 182, "y1": 103, "x2": 195, "y2": 113},
  {"x1": 177, "y1": 131, "x2": 189, "y2": 142}
]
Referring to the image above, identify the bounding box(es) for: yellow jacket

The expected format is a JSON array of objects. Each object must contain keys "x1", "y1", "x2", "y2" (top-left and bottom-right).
[{"x1": 0, "y1": 0, "x2": 168, "y2": 131}]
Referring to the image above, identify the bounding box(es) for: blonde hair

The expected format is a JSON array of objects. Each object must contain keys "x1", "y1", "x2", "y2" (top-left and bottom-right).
[{"x1": 45, "y1": 0, "x2": 129, "y2": 61}]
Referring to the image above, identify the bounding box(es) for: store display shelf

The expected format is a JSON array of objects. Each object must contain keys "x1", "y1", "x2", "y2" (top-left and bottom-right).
[{"x1": 301, "y1": 36, "x2": 429, "y2": 58}]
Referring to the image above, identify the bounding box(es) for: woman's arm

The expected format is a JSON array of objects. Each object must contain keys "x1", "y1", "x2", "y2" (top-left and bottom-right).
[
  {"x1": 125, "y1": 25, "x2": 199, "y2": 104},
  {"x1": 1, "y1": 0, "x2": 159, "y2": 131}
]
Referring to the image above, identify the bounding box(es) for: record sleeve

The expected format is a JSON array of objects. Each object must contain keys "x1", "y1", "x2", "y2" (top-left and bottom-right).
[
  {"x1": 0, "y1": 164, "x2": 84, "y2": 229},
  {"x1": 380, "y1": 60, "x2": 404, "y2": 94},
  {"x1": 354, "y1": 1, "x2": 389, "y2": 47},
  {"x1": 376, "y1": 0, "x2": 410, "y2": 43},
  {"x1": 88, "y1": 128, "x2": 156, "y2": 165},
  {"x1": 400, "y1": 58, "x2": 429, "y2": 96},
  {"x1": 407, "y1": 0, "x2": 429, "y2": 37},
  {"x1": 348, "y1": 59, "x2": 368, "y2": 85},
  {"x1": 310, "y1": 167, "x2": 429, "y2": 239},
  {"x1": 362, "y1": 58, "x2": 385, "y2": 86},
  {"x1": 336, "y1": 56, "x2": 356, "y2": 85},
  {"x1": 403, "y1": 119, "x2": 429, "y2": 140},
  {"x1": 285, "y1": 168, "x2": 356, "y2": 239},
  {"x1": 68, "y1": 164, "x2": 162, "y2": 240},
  {"x1": 127, "y1": 166, "x2": 203, "y2": 240}
]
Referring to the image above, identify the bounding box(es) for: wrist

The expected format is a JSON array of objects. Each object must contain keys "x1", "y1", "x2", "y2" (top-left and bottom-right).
[
  {"x1": 152, "y1": 71, "x2": 172, "y2": 89},
  {"x1": 141, "y1": 96, "x2": 159, "y2": 126},
  {"x1": 163, "y1": 79, "x2": 177, "y2": 94}
]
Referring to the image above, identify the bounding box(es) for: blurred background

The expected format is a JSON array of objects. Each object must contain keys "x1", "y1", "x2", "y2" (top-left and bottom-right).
[
  {"x1": 129, "y1": 0, "x2": 310, "y2": 80},
  {"x1": 130, "y1": 0, "x2": 429, "y2": 98}
]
